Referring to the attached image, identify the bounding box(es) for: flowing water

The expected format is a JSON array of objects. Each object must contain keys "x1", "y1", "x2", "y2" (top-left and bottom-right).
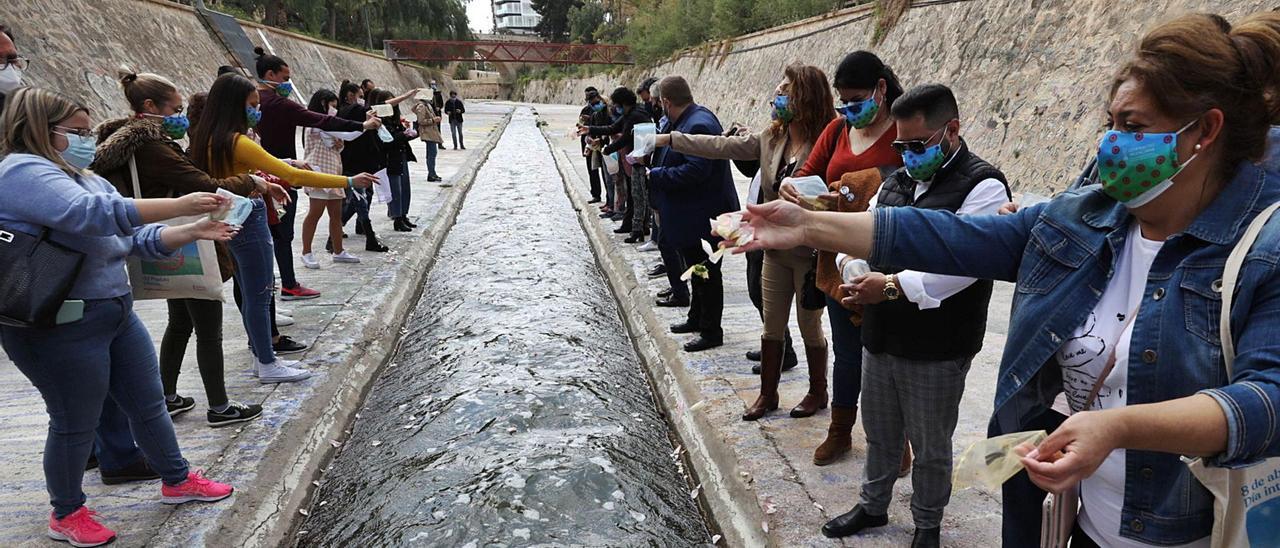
[{"x1": 297, "y1": 109, "x2": 710, "y2": 546}]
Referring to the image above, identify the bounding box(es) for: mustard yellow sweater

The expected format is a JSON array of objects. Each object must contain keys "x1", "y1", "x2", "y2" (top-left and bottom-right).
[{"x1": 232, "y1": 134, "x2": 349, "y2": 188}]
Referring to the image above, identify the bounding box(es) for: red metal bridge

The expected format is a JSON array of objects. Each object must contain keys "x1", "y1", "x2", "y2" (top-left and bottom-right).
[{"x1": 384, "y1": 40, "x2": 634, "y2": 65}]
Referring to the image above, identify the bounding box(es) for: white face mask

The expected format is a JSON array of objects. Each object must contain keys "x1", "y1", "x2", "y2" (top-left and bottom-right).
[
  {"x1": 328, "y1": 106, "x2": 338, "y2": 116},
  {"x1": 0, "y1": 65, "x2": 22, "y2": 94},
  {"x1": 357, "y1": 98, "x2": 366, "y2": 106}
]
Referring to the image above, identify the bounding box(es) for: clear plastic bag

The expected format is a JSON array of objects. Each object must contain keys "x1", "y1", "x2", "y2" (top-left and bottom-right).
[{"x1": 952, "y1": 430, "x2": 1047, "y2": 491}]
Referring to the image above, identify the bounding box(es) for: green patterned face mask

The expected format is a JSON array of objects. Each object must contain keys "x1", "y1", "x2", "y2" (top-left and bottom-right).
[{"x1": 1097, "y1": 119, "x2": 1199, "y2": 208}]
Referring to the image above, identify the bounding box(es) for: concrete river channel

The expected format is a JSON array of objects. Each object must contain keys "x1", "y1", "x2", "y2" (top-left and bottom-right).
[{"x1": 297, "y1": 109, "x2": 712, "y2": 546}]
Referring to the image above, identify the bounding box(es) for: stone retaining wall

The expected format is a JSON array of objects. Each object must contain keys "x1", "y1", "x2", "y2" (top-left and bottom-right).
[
  {"x1": 518, "y1": 0, "x2": 1273, "y2": 194},
  {"x1": 0, "y1": 0, "x2": 453, "y2": 121}
]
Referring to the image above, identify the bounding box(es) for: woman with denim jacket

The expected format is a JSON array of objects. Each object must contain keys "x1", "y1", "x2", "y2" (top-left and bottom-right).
[
  {"x1": 738, "y1": 11, "x2": 1280, "y2": 547},
  {"x1": 0, "y1": 87, "x2": 237, "y2": 547}
]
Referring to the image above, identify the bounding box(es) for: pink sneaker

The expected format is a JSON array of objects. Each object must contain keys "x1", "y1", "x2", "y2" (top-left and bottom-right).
[
  {"x1": 48, "y1": 507, "x2": 116, "y2": 547},
  {"x1": 160, "y1": 469, "x2": 234, "y2": 504}
]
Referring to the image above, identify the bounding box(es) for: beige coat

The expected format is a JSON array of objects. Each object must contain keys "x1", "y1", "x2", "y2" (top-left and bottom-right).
[
  {"x1": 670, "y1": 128, "x2": 815, "y2": 258},
  {"x1": 412, "y1": 101, "x2": 444, "y2": 144},
  {"x1": 668, "y1": 128, "x2": 814, "y2": 204}
]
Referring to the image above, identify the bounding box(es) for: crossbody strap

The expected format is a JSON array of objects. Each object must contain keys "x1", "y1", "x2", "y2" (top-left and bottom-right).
[
  {"x1": 1220, "y1": 202, "x2": 1280, "y2": 375},
  {"x1": 128, "y1": 155, "x2": 142, "y2": 198},
  {"x1": 1081, "y1": 304, "x2": 1140, "y2": 411}
]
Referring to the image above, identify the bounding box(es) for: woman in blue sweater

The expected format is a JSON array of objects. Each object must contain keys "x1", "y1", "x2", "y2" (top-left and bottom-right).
[{"x1": 0, "y1": 88, "x2": 237, "y2": 547}]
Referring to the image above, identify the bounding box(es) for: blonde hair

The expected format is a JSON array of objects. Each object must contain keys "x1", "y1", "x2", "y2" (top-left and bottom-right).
[
  {"x1": 0, "y1": 87, "x2": 89, "y2": 176},
  {"x1": 118, "y1": 67, "x2": 179, "y2": 113}
]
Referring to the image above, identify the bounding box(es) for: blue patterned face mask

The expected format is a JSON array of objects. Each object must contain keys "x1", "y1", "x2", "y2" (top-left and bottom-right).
[
  {"x1": 771, "y1": 95, "x2": 793, "y2": 123},
  {"x1": 142, "y1": 112, "x2": 190, "y2": 140},
  {"x1": 262, "y1": 79, "x2": 293, "y2": 99},
  {"x1": 839, "y1": 90, "x2": 879, "y2": 129},
  {"x1": 894, "y1": 126, "x2": 949, "y2": 182},
  {"x1": 246, "y1": 106, "x2": 263, "y2": 128},
  {"x1": 1096, "y1": 119, "x2": 1199, "y2": 208}
]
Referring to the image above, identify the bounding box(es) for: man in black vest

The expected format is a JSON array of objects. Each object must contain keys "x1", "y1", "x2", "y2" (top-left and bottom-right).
[{"x1": 820, "y1": 84, "x2": 1010, "y2": 548}]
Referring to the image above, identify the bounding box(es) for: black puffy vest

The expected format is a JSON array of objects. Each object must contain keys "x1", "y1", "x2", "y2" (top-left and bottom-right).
[{"x1": 861, "y1": 141, "x2": 1010, "y2": 361}]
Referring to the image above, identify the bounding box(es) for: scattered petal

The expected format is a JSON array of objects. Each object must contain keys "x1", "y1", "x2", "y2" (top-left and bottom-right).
[
  {"x1": 370, "y1": 440, "x2": 382, "y2": 447},
  {"x1": 711, "y1": 534, "x2": 722, "y2": 544},
  {"x1": 329, "y1": 440, "x2": 342, "y2": 448},
  {"x1": 630, "y1": 510, "x2": 647, "y2": 522},
  {"x1": 298, "y1": 508, "x2": 310, "y2": 516},
  {"x1": 762, "y1": 521, "x2": 770, "y2": 533}
]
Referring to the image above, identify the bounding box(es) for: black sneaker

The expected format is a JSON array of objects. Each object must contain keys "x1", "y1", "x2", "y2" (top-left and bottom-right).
[
  {"x1": 166, "y1": 395, "x2": 196, "y2": 417},
  {"x1": 101, "y1": 458, "x2": 161, "y2": 485},
  {"x1": 647, "y1": 264, "x2": 667, "y2": 278},
  {"x1": 273, "y1": 336, "x2": 308, "y2": 354},
  {"x1": 207, "y1": 401, "x2": 264, "y2": 428}
]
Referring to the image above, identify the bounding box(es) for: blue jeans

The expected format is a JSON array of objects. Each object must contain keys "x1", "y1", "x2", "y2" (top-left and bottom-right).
[
  {"x1": 826, "y1": 295, "x2": 863, "y2": 408},
  {"x1": 0, "y1": 296, "x2": 189, "y2": 518},
  {"x1": 424, "y1": 141, "x2": 439, "y2": 178},
  {"x1": 93, "y1": 398, "x2": 144, "y2": 472},
  {"x1": 227, "y1": 200, "x2": 277, "y2": 365},
  {"x1": 387, "y1": 161, "x2": 411, "y2": 218}
]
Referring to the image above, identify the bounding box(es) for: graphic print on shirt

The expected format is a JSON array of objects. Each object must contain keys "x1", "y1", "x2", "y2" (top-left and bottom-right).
[{"x1": 1057, "y1": 312, "x2": 1115, "y2": 412}]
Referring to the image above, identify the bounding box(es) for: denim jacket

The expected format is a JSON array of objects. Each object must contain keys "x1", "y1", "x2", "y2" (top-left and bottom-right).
[{"x1": 868, "y1": 128, "x2": 1280, "y2": 545}]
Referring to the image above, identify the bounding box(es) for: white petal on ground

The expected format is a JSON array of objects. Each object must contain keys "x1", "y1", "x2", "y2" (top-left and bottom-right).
[
  {"x1": 711, "y1": 534, "x2": 722, "y2": 544},
  {"x1": 611, "y1": 489, "x2": 625, "y2": 500},
  {"x1": 631, "y1": 511, "x2": 647, "y2": 522},
  {"x1": 513, "y1": 529, "x2": 531, "y2": 540}
]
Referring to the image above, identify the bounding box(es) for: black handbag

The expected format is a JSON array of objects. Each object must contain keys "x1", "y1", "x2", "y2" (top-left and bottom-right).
[
  {"x1": 0, "y1": 225, "x2": 85, "y2": 328},
  {"x1": 800, "y1": 252, "x2": 826, "y2": 311}
]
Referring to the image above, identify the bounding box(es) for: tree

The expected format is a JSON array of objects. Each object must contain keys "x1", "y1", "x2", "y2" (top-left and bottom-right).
[
  {"x1": 567, "y1": 1, "x2": 606, "y2": 44},
  {"x1": 531, "y1": 0, "x2": 583, "y2": 42}
]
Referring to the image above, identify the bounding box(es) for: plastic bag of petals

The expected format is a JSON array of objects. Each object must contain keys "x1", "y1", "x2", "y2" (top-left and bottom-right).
[{"x1": 952, "y1": 430, "x2": 1047, "y2": 491}]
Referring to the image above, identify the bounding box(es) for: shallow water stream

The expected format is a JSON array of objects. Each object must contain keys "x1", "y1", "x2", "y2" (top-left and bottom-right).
[{"x1": 297, "y1": 109, "x2": 710, "y2": 546}]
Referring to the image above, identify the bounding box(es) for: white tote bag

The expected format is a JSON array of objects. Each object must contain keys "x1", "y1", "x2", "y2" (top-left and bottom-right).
[
  {"x1": 124, "y1": 156, "x2": 224, "y2": 301},
  {"x1": 1185, "y1": 202, "x2": 1280, "y2": 548}
]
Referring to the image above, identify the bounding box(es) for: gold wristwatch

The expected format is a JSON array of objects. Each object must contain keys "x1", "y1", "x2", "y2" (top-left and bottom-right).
[{"x1": 883, "y1": 274, "x2": 901, "y2": 301}]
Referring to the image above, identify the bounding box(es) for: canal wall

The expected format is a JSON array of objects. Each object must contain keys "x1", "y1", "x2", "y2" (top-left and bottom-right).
[
  {"x1": 518, "y1": 0, "x2": 1274, "y2": 195},
  {"x1": 0, "y1": 0, "x2": 454, "y2": 121}
]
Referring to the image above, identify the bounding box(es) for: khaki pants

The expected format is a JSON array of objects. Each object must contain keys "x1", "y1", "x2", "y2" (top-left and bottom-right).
[{"x1": 761, "y1": 249, "x2": 825, "y2": 347}]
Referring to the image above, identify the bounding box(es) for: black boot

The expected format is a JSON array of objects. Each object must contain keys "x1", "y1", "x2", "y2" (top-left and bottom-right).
[
  {"x1": 821, "y1": 505, "x2": 888, "y2": 538},
  {"x1": 363, "y1": 220, "x2": 388, "y2": 252},
  {"x1": 745, "y1": 349, "x2": 762, "y2": 362},
  {"x1": 393, "y1": 217, "x2": 412, "y2": 232},
  {"x1": 624, "y1": 233, "x2": 645, "y2": 244},
  {"x1": 753, "y1": 335, "x2": 799, "y2": 374},
  {"x1": 911, "y1": 527, "x2": 940, "y2": 548},
  {"x1": 403, "y1": 217, "x2": 418, "y2": 229}
]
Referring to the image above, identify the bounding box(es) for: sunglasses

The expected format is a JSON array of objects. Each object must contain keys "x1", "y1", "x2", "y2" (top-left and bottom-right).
[{"x1": 891, "y1": 126, "x2": 947, "y2": 155}]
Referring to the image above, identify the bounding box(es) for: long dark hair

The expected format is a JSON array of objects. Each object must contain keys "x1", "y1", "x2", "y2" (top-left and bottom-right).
[
  {"x1": 339, "y1": 80, "x2": 361, "y2": 107},
  {"x1": 307, "y1": 88, "x2": 338, "y2": 114},
  {"x1": 367, "y1": 88, "x2": 399, "y2": 118},
  {"x1": 190, "y1": 73, "x2": 256, "y2": 178},
  {"x1": 833, "y1": 51, "x2": 904, "y2": 109}
]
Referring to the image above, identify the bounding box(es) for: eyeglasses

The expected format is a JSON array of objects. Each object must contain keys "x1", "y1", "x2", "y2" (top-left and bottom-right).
[
  {"x1": 1, "y1": 57, "x2": 30, "y2": 71},
  {"x1": 52, "y1": 126, "x2": 96, "y2": 138},
  {"x1": 891, "y1": 126, "x2": 947, "y2": 155}
]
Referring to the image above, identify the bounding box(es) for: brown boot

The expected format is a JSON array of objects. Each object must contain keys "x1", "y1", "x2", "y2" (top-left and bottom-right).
[
  {"x1": 899, "y1": 438, "x2": 913, "y2": 477},
  {"x1": 790, "y1": 344, "x2": 829, "y2": 418},
  {"x1": 742, "y1": 338, "x2": 783, "y2": 421},
  {"x1": 813, "y1": 405, "x2": 857, "y2": 465}
]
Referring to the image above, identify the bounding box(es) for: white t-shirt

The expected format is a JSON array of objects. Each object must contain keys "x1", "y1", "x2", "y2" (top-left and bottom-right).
[{"x1": 1054, "y1": 223, "x2": 1208, "y2": 547}]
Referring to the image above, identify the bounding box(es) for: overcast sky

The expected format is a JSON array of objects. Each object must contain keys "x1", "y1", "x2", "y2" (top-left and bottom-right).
[{"x1": 466, "y1": 0, "x2": 494, "y2": 33}]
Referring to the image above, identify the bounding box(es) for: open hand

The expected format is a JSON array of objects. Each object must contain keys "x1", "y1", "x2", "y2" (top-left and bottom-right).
[
  {"x1": 576, "y1": 125, "x2": 590, "y2": 136},
  {"x1": 184, "y1": 217, "x2": 239, "y2": 242},
  {"x1": 178, "y1": 192, "x2": 229, "y2": 216},
  {"x1": 1017, "y1": 410, "x2": 1124, "y2": 493},
  {"x1": 735, "y1": 200, "x2": 809, "y2": 253},
  {"x1": 351, "y1": 173, "x2": 378, "y2": 188}
]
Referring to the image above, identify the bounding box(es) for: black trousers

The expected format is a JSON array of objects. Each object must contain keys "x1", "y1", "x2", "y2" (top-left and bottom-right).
[
  {"x1": 584, "y1": 154, "x2": 602, "y2": 200},
  {"x1": 268, "y1": 186, "x2": 300, "y2": 289},
  {"x1": 680, "y1": 244, "x2": 724, "y2": 338},
  {"x1": 159, "y1": 298, "x2": 227, "y2": 407}
]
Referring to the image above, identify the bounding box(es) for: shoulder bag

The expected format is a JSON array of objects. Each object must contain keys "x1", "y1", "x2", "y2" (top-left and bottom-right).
[
  {"x1": 1185, "y1": 201, "x2": 1280, "y2": 548},
  {"x1": 124, "y1": 155, "x2": 225, "y2": 301},
  {"x1": 0, "y1": 224, "x2": 85, "y2": 328}
]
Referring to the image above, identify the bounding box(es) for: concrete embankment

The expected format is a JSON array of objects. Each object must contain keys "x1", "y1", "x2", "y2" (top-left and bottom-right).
[
  {"x1": 537, "y1": 103, "x2": 1011, "y2": 547},
  {"x1": 0, "y1": 105, "x2": 511, "y2": 547},
  {"x1": 518, "y1": 0, "x2": 1269, "y2": 196},
  {"x1": 0, "y1": 0, "x2": 456, "y2": 121}
]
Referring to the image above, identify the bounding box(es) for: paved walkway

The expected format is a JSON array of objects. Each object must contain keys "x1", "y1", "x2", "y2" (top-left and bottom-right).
[
  {"x1": 536, "y1": 102, "x2": 1007, "y2": 547},
  {"x1": 0, "y1": 103, "x2": 512, "y2": 547}
]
